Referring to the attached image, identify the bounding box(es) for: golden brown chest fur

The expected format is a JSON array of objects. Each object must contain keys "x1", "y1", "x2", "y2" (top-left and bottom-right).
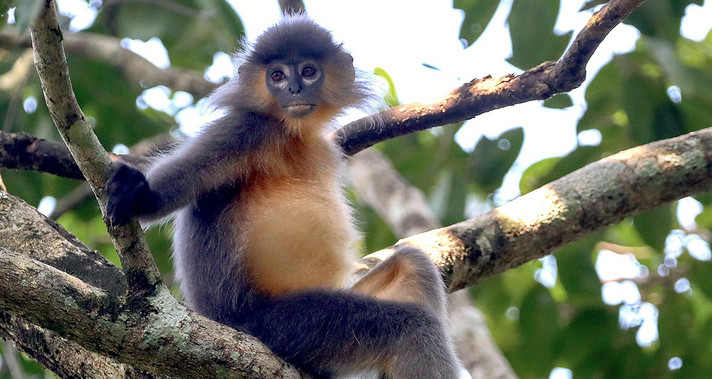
[{"x1": 234, "y1": 132, "x2": 357, "y2": 295}]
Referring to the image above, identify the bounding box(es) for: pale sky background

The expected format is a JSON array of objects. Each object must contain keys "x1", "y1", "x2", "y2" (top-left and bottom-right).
[{"x1": 10, "y1": 1, "x2": 712, "y2": 376}]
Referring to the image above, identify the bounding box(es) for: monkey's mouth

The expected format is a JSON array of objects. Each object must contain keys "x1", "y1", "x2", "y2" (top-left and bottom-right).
[{"x1": 283, "y1": 103, "x2": 316, "y2": 118}]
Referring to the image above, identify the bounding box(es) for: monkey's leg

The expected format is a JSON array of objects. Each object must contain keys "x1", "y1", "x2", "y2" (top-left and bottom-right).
[
  {"x1": 351, "y1": 245, "x2": 448, "y2": 316},
  {"x1": 245, "y1": 288, "x2": 459, "y2": 379}
]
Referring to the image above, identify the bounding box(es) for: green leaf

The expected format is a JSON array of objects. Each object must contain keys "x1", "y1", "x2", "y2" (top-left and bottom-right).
[
  {"x1": 555, "y1": 236, "x2": 603, "y2": 303},
  {"x1": 632, "y1": 204, "x2": 673, "y2": 251},
  {"x1": 691, "y1": 261, "x2": 712, "y2": 301},
  {"x1": 543, "y1": 93, "x2": 573, "y2": 109},
  {"x1": 555, "y1": 308, "x2": 618, "y2": 369},
  {"x1": 374, "y1": 67, "x2": 400, "y2": 107},
  {"x1": 620, "y1": 51, "x2": 686, "y2": 144},
  {"x1": 577, "y1": 58, "x2": 628, "y2": 151},
  {"x1": 517, "y1": 284, "x2": 559, "y2": 376},
  {"x1": 2, "y1": 170, "x2": 44, "y2": 206},
  {"x1": 91, "y1": 0, "x2": 244, "y2": 71},
  {"x1": 467, "y1": 127, "x2": 523, "y2": 193},
  {"x1": 453, "y1": 0, "x2": 501, "y2": 46},
  {"x1": 507, "y1": 0, "x2": 572, "y2": 69},
  {"x1": 12, "y1": 0, "x2": 42, "y2": 32},
  {"x1": 206, "y1": 0, "x2": 244, "y2": 40},
  {"x1": 67, "y1": 57, "x2": 168, "y2": 146},
  {"x1": 519, "y1": 146, "x2": 600, "y2": 195},
  {"x1": 658, "y1": 292, "x2": 695, "y2": 351},
  {"x1": 625, "y1": 0, "x2": 702, "y2": 42},
  {"x1": 605, "y1": 218, "x2": 648, "y2": 252}
]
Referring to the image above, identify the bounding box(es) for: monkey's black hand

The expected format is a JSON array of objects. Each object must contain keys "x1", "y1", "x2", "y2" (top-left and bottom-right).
[{"x1": 105, "y1": 162, "x2": 159, "y2": 225}]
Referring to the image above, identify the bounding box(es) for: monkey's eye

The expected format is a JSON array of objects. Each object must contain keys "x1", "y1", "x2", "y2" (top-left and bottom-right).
[
  {"x1": 301, "y1": 66, "x2": 317, "y2": 78},
  {"x1": 270, "y1": 71, "x2": 285, "y2": 82}
]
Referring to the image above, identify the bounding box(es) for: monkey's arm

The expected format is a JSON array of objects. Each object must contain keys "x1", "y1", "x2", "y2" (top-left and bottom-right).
[{"x1": 106, "y1": 112, "x2": 274, "y2": 224}]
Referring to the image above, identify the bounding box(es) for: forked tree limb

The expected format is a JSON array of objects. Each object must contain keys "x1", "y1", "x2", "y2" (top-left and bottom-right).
[
  {"x1": 329, "y1": 0, "x2": 647, "y2": 155},
  {"x1": 0, "y1": 191, "x2": 300, "y2": 378},
  {"x1": 29, "y1": 0, "x2": 162, "y2": 288}
]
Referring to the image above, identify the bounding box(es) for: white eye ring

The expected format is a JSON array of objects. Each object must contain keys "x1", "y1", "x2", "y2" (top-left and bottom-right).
[{"x1": 302, "y1": 66, "x2": 317, "y2": 78}]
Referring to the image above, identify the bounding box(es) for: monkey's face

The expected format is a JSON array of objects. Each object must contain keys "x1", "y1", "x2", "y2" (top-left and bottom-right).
[{"x1": 265, "y1": 60, "x2": 325, "y2": 118}]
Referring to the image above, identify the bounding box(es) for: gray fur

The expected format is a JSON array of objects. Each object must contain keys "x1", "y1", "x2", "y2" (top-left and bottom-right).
[{"x1": 107, "y1": 16, "x2": 459, "y2": 378}]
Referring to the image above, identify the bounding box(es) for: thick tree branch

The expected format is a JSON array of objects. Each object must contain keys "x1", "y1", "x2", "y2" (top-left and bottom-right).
[
  {"x1": 329, "y1": 0, "x2": 646, "y2": 155},
  {"x1": 0, "y1": 190, "x2": 301, "y2": 378},
  {"x1": 0, "y1": 247, "x2": 117, "y2": 337},
  {"x1": 0, "y1": 248, "x2": 298, "y2": 378},
  {"x1": 0, "y1": 188, "x2": 126, "y2": 294},
  {"x1": 388, "y1": 128, "x2": 712, "y2": 291},
  {"x1": 0, "y1": 314, "x2": 166, "y2": 378},
  {"x1": 30, "y1": 0, "x2": 162, "y2": 288}
]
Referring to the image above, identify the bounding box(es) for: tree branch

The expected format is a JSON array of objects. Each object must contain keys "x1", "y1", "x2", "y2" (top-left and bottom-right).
[
  {"x1": 329, "y1": 0, "x2": 646, "y2": 155},
  {"x1": 0, "y1": 189, "x2": 126, "y2": 295},
  {"x1": 0, "y1": 131, "x2": 85, "y2": 180},
  {"x1": 0, "y1": 29, "x2": 218, "y2": 97},
  {"x1": 0, "y1": 190, "x2": 302, "y2": 378},
  {"x1": 0, "y1": 314, "x2": 167, "y2": 378},
  {"x1": 388, "y1": 128, "x2": 712, "y2": 291},
  {"x1": 30, "y1": 0, "x2": 162, "y2": 288},
  {"x1": 278, "y1": 0, "x2": 305, "y2": 15},
  {"x1": 0, "y1": 247, "x2": 299, "y2": 378}
]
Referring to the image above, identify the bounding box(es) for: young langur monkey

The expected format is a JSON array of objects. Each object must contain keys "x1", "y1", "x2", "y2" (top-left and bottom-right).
[{"x1": 106, "y1": 16, "x2": 459, "y2": 378}]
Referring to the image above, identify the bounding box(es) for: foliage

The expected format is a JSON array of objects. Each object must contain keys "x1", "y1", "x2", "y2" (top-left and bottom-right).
[{"x1": 2, "y1": 0, "x2": 712, "y2": 377}]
